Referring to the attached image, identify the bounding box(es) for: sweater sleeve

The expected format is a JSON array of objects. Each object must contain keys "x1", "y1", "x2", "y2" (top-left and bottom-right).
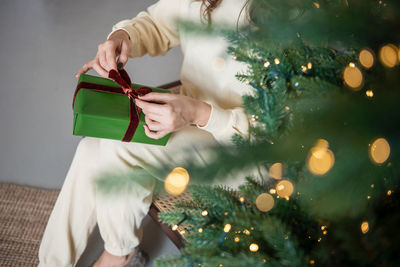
[
  {"x1": 107, "y1": 0, "x2": 183, "y2": 58},
  {"x1": 196, "y1": 102, "x2": 250, "y2": 145}
]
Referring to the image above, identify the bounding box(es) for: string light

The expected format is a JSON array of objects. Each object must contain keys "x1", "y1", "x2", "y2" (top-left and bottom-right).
[
  {"x1": 313, "y1": 2, "x2": 320, "y2": 8},
  {"x1": 269, "y1": 188, "x2": 276, "y2": 194},
  {"x1": 264, "y1": 61, "x2": 270, "y2": 68},
  {"x1": 249, "y1": 243, "x2": 259, "y2": 252},
  {"x1": 269, "y1": 163, "x2": 283, "y2": 180},
  {"x1": 369, "y1": 138, "x2": 391, "y2": 164},
  {"x1": 379, "y1": 44, "x2": 399, "y2": 68},
  {"x1": 361, "y1": 221, "x2": 369, "y2": 234},
  {"x1": 301, "y1": 65, "x2": 307, "y2": 72},
  {"x1": 224, "y1": 224, "x2": 232, "y2": 233},
  {"x1": 255, "y1": 193, "x2": 275, "y2": 212},
  {"x1": 307, "y1": 62, "x2": 313, "y2": 69},
  {"x1": 359, "y1": 49, "x2": 375, "y2": 69},
  {"x1": 164, "y1": 167, "x2": 190, "y2": 196},
  {"x1": 343, "y1": 64, "x2": 364, "y2": 90},
  {"x1": 172, "y1": 225, "x2": 178, "y2": 231},
  {"x1": 239, "y1": 196, "x2": 245, "y2": 203},
  {"x1": 243, "y1": 229, "x2": 250, "y2": 235},
  {"x1": 366, "y1": 90, "x2": 374, "y2": 98},
  {"x1": 276, "y1": 180, "x2": 294, "y2": 198},
  {"x1": 321, "y1": 225, "x2": 326, "y2": 230},
  {"x1": 307, "y1": 139, "x2": 335, "y2": 176},
  {"x1": 201, "y1": 210, "x2": 208, "y2": 216},
  {"x1": 387, "y1": 190, "x2": 392, "y2": 196},
  {"x1": 245, "y1": 80, "x2": 250, "y2": 85},
  {"x1": 198, "y1": 228, "x2": 203, "y2": 233},
  {"x1": 224, "y1": 211, "x2": 229, "y2": 216},
  {"x1": 309, "y1": 259, "x2": 315, "y2": 264},
  {"x1": 285, "y1": 106, "x2": 290, "y2": 111},
  {"x1": 234, "y1": 237, "x2": 240, "y2": 242},
  {"x1": 274, "y1": 58, "x2": 280, "y2": 64}
]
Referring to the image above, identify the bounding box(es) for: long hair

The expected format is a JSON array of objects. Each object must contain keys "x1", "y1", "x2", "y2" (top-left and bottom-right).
[{"x1": 198, "y1": 0, "x2": 252, "y2": 26}]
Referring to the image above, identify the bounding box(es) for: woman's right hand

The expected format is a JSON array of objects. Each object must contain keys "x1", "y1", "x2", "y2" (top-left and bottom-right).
[{"x1": 75, "y1": 29, "x2": 131, "y2": 79}]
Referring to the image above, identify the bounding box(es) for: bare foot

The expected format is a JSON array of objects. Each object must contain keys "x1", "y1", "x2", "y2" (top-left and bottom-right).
[{"x1": 93, "y1": 248, "x2": 136, "y2": 267}]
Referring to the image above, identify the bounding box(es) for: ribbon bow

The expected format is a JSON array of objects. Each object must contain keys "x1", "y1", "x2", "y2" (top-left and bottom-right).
[{"x1": 73, "y1": 68, "x2": 152, "y2": 142}]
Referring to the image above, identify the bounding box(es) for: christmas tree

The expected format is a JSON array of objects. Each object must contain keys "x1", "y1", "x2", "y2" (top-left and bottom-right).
[{"x1": 153, "y1": 0, "x2": 400, "y2": 266}]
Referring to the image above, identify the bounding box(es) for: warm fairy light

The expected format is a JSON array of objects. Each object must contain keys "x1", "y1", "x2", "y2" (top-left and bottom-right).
[
  {"x1": 249, "y1": 243, "x2": 259, "y2": 252},
  {"x1": 285, "y1": 106, "x2": 290, "y2": 111},
  {"x1": 343, "y1": 65, "x2": 364, "y2": 90},
  {"x1": 361, "y1": 221, "x2": 369, "y2": 234},
  {"x1": 366, "y1": 90, "x2": 374, "y2": 98},
  {"x1": 233, "y1": 56, "x2": 237, "y2": 60},
  {"x1": 307, "y1": 139, "x2": 335, "y2": 176},
  {"x1": 260, "y1": 82, "x2": 264, "y2": 86},
  {"x1": 239, "y1": 196, "x2": 245, "y2": 203},
  {"x1": 310, "y1": 259, "x2": 315, "y2": 264},
  {"x1": 369, "y1": 138, "x2": 391, "y2": 164},
  {"x1": 317, "y1": 237, "x2": 322, "y2": 242},
  {"x1": 359, "y1": 49, "x2": 375, "y2": 69},
  {"x1": 387, "y1": 190, "x2": 392, "y2": 196},
  {"x1": 243, "y1": 229, "x2": 250, "y2": 235},
  {"x1": 255, "y1": 193, "x2": 275, "y2": 212},
  {"x1": 269, "y1": 188, "x2": 276, "y2": 194},
  {"x1": 201, "y1": 210, "x2": 208, "y2": 216},
  {"x1": 234, "y1": 237, "x2": 240, "y2": 242},
  {"x1": 323, "y1": 230, "x2": 327, "y2": 235},
  {"x1": 245, "y1": 80, "x2": 250, "y2": 85},
  {"x1": 274, "y1": 58, "x2": 280, "y2": 64},
  {"x1": 212, "y1": 57, "x2": 226, "y2": 72},
  {"x1": 367, "y1": 195, "x2": 371, "y2": 199},
  {"x1": 276, "y1": 180, "x2": 294, "y2": 198},
  {"x1": 371, "y1": 184, "x2": 375, "y2": 188},
  {"x1": 263, "y1": 259, "x2": 267, "y2": 263},
  {"x1": 269, "y1": 163, "x2": 283, "y2": 180},
  {"x1": 264, "y1": 61, "x2": 271, "y2": 68},
  {"x1": 164, "y1": 167, "x2": 190, "y2": 196},
  {"x1": 307, "y1": 62, "x2": 313, "y2": 69},
  {"x1": 250, "y1": 227, "x2": 254, "y2": 230},
  {"x1": 379, "y1": 44, "x2": 399, "y2": 68},
  {"x1": 180, "y1": 230, "x2": 186, "y2": 235},
  {"x1": 284, "y1": 235, "x2": 289, "y2": 239},
  {"x1": 219, "y1": 264, "x2": 223, "y2": 267},
  {"x1": 172, "y1": 225, "x2": 178, "y2": 231},
  {"x1": 301, "y1": 65, "x2": 307, "y2": 72},
  {"x1": 313, "y1": 2, "x2": 320, "y2": 8},
  {"x1": 321, "y1": 225, "x2": 326, "y2": 230},
  {"x1": 224, "y1": 224, "x2": 232, "y2": 233},
  {"x1": 224, "y1": 211, "x2": 229, "y2": 216},
  {"x1": 198, "y1": 228, "x2": 203, "y2": 233}
]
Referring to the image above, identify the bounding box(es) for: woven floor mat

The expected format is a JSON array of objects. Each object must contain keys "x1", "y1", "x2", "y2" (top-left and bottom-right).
[{"x1": 0, "y1": 182, "x2": 60, "y2": 267}]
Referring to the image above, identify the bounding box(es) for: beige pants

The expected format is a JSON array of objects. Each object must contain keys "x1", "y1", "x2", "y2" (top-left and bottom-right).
[{"x1": 38, "y1": 125, "x2": 248, "y2": 267}]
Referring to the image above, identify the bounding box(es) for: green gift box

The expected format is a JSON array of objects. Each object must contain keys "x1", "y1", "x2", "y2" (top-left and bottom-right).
[{"x1": 73, "y1": 73, "x2": 172, "y2": 146}]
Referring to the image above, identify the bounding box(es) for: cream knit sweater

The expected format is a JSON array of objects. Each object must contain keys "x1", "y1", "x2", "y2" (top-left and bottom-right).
[{"x1": 107, "y1": 0, "x2": 253, "y2": 145}]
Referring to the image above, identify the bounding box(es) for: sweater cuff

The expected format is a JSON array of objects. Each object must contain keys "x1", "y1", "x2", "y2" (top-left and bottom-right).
[{"x1": 196, "y1": 103, "x2": 232, "y2": 134}]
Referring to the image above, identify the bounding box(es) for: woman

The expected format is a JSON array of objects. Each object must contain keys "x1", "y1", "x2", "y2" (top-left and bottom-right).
[{"x1": 38, "y1": 0, "x2": 253, "y2": 266}]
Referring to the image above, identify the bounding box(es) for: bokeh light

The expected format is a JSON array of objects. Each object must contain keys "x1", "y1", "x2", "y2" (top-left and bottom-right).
[
  {"x1": 307, "y1": 139, "x2": 335, "y2": 176},
  {"x1": 224, "y1": 224, "x2": 232, "y2": 233},
  {"x1": 164, "y1": 167, "x2": 190, "y2": 196},
  {"x1": 359, "y1": 49, "x2": 375, "y2": 69},
  {"x1": 361, "y1": 221, "x2": 369, "y2": 234},
  {"x1": 343, "y1": 65, "x2": 364, "y2": 90},
  {"x1": 212, "y1": 57, "x2": 226, "y2": 72},
  {"x1": 369, "y1": 138, "x2": 391, "y2": 164},
  {"x1": 269, "y1": 163, "x2": 282, "y2": 180},
  {"x1": 276, "y1": 180, "x2": 294, "y2": 198},
  {"x1": 379, "y1": 44, "x2": 399, "y2": 68},
  {"x1": 365, "y1": 89, "x2": 374, "y2": 98},
  {"x1": 255, "y1": 193, "x2": 275, "y2": 212},
  {"x1": 249, "y1": 243, "x2": 259, "y2": 252}
]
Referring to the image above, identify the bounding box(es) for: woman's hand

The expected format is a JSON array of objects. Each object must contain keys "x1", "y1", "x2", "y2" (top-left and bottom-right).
[
  {"x1": 75, "y1": 30, "x2": 131, "y2": 78},
  {"x1": 135, "y1": 93, "x2": 211, "y2": 139}
]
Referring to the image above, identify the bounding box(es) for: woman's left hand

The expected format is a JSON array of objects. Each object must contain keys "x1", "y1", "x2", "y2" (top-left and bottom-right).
[{"x1": 135, "y1": 93, "x2": 211, "y2": 139}]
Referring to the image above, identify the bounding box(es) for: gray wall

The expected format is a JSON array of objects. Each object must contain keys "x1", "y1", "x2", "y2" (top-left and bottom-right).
[{"x1": 0, "y1": 0, "x2": 183, "y2": 189}]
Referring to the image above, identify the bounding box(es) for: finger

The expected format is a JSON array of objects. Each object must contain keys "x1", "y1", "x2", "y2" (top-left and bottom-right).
[
  {"x1": 136, "y1": 99, "x2": 169, "y2": 115},
  {"x1": 106, "y1": 49, "x2": 118, "y2": 71},
  {"x1": 118, "y1": 40, "x2": 130, "y2": 66},
  {"x1": 99, "y1": 52, "x2": 108, "y2": 71},
  {"x1": 145, "y1": 116, "x2": 164, "y2": 131},
  {"x1": 138, "y1": 92, "x2": 175, "y2": 102},
  {"x1": 143, "y1": 125, "x2": 168, "y2": 139},
  {"x1": 92, "y1": 58, "x2": 109, "y2": 78},
  {"x1": 75, "y1": 61, "x2": 93, "y2": 78},
  {"x1": 144, "y1": 112, "x2": 164, "y2": 123}
]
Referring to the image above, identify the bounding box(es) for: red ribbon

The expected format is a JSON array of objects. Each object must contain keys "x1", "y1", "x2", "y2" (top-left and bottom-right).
[{"x1": 73, "y1": 69, "x2": 152, "y2": 142}]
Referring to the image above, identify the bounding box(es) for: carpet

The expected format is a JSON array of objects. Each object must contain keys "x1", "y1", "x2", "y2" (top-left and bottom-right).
[{"x1": 0, "y1": 182, "x2": 60, "y2": 266}]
